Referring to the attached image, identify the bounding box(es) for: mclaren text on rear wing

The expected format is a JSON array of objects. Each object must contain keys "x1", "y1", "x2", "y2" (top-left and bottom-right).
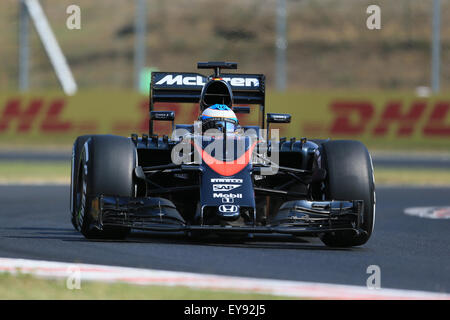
[{"x1": 150, "y1": 72, "x2": 265, "y2": 105}]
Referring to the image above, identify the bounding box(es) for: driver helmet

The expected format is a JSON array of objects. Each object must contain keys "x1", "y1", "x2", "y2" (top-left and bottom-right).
[{"x1": 199, "y1": 104, "x2": 238, "y2": 133}]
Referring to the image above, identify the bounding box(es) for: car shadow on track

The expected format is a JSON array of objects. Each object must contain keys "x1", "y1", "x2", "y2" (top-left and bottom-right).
[
  {"x1": 1, "y1": 227, "x2": 360, "y2": 251},
  {"x1": 2, "y1": 226, "x2": 84, "y2": 241},
  {"x1": 124, "y1": 231, "x2": 358, "y2": 252}
]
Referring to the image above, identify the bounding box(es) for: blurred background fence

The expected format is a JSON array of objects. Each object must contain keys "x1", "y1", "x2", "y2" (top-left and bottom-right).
[
  {"x1": 1, "y1": 0, "x2": 449, "y2": 91},
  {"x1": 0, "y1": 0, "x2": 450, "y2": 150}
]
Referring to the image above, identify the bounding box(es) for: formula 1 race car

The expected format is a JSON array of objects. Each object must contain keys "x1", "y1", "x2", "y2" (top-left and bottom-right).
[{"x1": 70, "y1": 62, "x2": 376, "y2": 247}]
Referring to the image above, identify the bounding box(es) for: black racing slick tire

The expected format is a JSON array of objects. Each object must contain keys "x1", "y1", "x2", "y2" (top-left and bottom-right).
[
  {"x1": 70, "y1": 135, "x2": 92, "y2": 230},
  {"x1": 72, "y1": 135, "x2": 137, "y2": 239},
  {"x1": 319, "y1": 140, "x2": 376, "y2": 247}
]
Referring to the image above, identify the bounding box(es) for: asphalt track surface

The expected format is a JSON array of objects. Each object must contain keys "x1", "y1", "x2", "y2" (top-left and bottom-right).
[{"x1": 0, "y1": 185, "x2": 449, "y2": 294}]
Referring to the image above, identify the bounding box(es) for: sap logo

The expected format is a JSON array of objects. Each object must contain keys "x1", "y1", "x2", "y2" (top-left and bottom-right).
[
  {"x1": 212, "y1": 184, "x2": 241, "y2": 192},
  {"x1": 213, "y1": 193, "x2": 242, "y2": 199},
  {"x1": 218, "y1": 205, "x2": 239, "y2": 214},
  {"x1": 211, "y1": 178, "x2": 243, "y2": 183}
]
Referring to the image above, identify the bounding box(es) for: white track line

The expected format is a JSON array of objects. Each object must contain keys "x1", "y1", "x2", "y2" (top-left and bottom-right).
[
  {"x1": 405, "y1": 207, "x2": 450, "y2": 219},
  {"x1": 0, "y1": 258, "x2": 449, "y2": 300}
]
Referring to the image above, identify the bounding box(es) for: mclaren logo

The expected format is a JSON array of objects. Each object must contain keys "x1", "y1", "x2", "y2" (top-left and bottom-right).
[
  {"x1": 212, "y1": 184, "x2": 240, "y2": 192},
  {"x1": 156, "y1": 75, "x2": 206, "y2": 86},
  {"x1": 156, "y1": 75, "x2": 259, "y2": 87}
]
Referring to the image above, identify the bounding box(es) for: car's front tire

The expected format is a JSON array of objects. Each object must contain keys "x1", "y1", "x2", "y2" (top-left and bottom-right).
[
  {"x1": 71, "y1": 135, "x2": 136, "y2": 239},
  {"x1": 319, "y1": 140, "x2": 376, "y2": 247},
  {"x1": 70, "y1": 135, "x2": 93, "y2": 231}
]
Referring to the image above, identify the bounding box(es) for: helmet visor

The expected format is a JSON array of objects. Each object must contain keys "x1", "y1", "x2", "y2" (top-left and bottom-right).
[
  {"x1": 217, "y1": 121, "x2": 237, "y2": 133},
  {"x1": 203, "y1": 120, "x2": 237, "y2": 133}
]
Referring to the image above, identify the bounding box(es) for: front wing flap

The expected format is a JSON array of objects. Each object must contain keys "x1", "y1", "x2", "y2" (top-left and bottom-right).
[{"x1": 90, "y1": 195, "x2": 366, "y2": 237}]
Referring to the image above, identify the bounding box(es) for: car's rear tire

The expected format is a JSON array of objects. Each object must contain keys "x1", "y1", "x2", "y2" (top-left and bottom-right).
[
  {"x1": 319, "y1": 140, "x2": 375, "y2": 247},
  {"x1": 73, "y1": 135, "x2": 136, "y2": 239}
]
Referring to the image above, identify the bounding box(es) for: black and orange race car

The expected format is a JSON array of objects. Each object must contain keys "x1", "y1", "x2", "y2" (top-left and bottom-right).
[{"x1": 70, "y1": 62, "x2": 375, "y2": 247}]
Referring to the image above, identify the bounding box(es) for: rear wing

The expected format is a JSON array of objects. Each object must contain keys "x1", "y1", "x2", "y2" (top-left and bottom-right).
[
  {"x1": 150, "y1": 72, "x2": 265, "y2": 104},
  {"x1": 149, "y1": 71, "x2": 266, "y2": 134}
]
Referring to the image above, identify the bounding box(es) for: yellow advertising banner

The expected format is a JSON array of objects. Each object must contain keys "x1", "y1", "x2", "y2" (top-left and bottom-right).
[{"x1": 1, "y1": 90, "x2": 450, "y2": 150}]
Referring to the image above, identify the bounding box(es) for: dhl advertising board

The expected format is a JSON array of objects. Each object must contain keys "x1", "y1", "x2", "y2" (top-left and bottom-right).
[{"x1": 0, "y1": 90, "x2": 449, "y2": 150}]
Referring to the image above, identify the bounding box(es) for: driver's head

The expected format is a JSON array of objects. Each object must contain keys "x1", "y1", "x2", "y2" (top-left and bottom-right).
[
  {"x1": 199, "y1": 104, "x2": 238, "y2": 133},
  {"x1": 200, "y1": 80, "x2": 233, "y2": 111}
]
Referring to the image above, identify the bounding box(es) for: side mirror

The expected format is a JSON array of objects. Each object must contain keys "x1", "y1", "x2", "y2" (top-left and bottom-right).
[
  {"x1": 266, "y1": 113, "x2": 291, "y2": 140},
  {"x1": 267, "y1": 113, "x2": 291, "y2": 124},
  {"x1": 233, "y1": 106, "x2": 250, "y2": 114},
  {"x1": 150, "y1": 111, "x2": 175, "y2": 133}
]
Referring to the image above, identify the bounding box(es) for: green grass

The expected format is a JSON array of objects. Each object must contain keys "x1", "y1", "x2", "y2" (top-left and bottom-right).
[
  {"x1": 0, "y1": 161, "x2": 69, "y2": 184},
  {"x1": 0, "y1": 273, "x2": 291, "y2": 300},
  {"x1": 374, "y1": 167, "x2": 450, "y2": 186},
  {"x1": 0, "y1": 161, "x2": 449, "y2": 186}
]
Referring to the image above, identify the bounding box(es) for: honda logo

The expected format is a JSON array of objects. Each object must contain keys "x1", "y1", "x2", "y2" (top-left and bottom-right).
[{"x1": 218, "y1": 205, "x2": 239, "y2": 214}]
